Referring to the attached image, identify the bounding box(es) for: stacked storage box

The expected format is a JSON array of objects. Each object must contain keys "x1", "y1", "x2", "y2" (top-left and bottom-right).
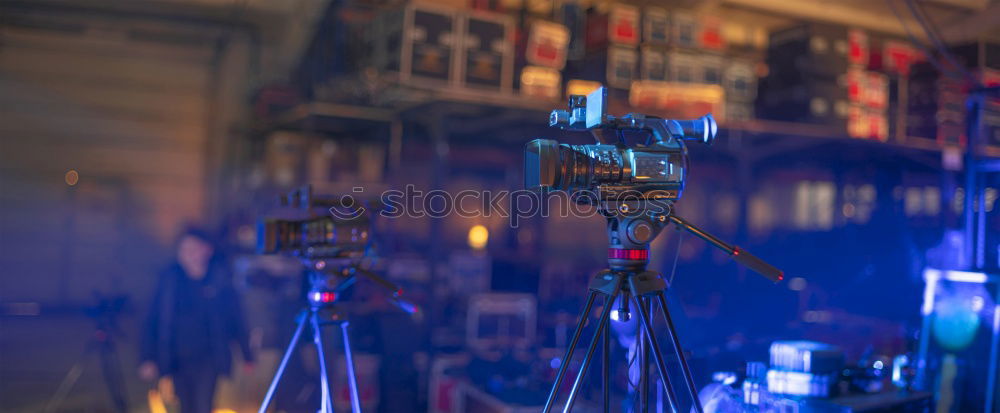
[
  {"x1": 575, "y1": 2, "x2": 641, "y2": 99},
  {"x1": 639, "y1": 6, "x2": 669, "y2": 83},
  {"x1": 766, "y1": 341, "x2": 844, "y2": 398},
  {"x1": 980, "y1": 68, "x2": 1000, "y2": 149},
  {"x1": 760, "y1": 24, "x2": 899, "y2": 140},
  {"x1": 867, "y1": 36, "x2": 921, "y2": 141},
  {"x1": 907, "y1": 62, "x2": 967, "y2": 146},
  {"x1": 627, "y1": 9, "x2": 730, "y2": 119},
  {"x1": 722, "y1": 20, "x2": 766, "y2": 122},
  {"x1": 953, "y1": 41, "x2": 1000, "y2": 149},
  {"x1": 841, "y1": 29, "x2": 894, "y2": 142},
  {"x1": 758, "y1": 24, "x2": 857, "y2": 129},
  {"x1": 519, "y1": 19, "x2": 571, "y2": 99},
  {"x1": 556, "y1": 0, "x2": 587, "y2": 62},
  {"x1": 846, "y1": 65, "x2": 891, "y2": 141},
  {"x1": 374, "y1": 4, "x2": 461, "y2": 86},
  {"x1": 693, "y1": 15, "x2": 744, "y2": 121},
  {"x1": 724, "y1": 58, "x2": 756, "y2": 121},
  {"x1": 908, "y1": 40, "x2": 1000, "y2": 148},
  {"x1": 462, "y1": 11, "x2": 515, "y2": 93},
  {"x1": 372, "y1": 4, "x2": 514, "y2": 94}
]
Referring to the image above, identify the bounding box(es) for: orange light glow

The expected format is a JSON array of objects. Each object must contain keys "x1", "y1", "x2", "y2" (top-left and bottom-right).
[{"x1": 64, "y1": 169, "x2": 79, "y2": 186}]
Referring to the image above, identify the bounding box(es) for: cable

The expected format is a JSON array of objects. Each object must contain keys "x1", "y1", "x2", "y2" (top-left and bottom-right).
[
  {"x1": 627, "y1": 335, "x2": 639, "y2": 411},
  {"x1": 625, "y1": 228, "x2": 684, "y2": 412},
  {"x1": 908, "y1": 0, "x2": 947, "y2": 45},
  {"x1": 884, "y1": 0, "x2": 951, "y2": 77},
  {"x1": 667, "y1": 229, "x2": 684, "y2": 287},
  {"x1": 903, "y1": 0, "x2": 979, "y2": 86}
]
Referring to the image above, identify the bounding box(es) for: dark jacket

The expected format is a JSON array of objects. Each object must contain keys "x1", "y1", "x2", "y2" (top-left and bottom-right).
[{"x1": 141, "y1": 259, "x2": 253, "y2": 376}]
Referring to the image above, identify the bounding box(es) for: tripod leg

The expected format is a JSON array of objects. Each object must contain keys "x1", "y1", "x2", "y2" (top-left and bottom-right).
[
  {"x1": 602, "y1": 296, "x2": 611, "y2": 413},
  {"x1": 630, "y1": 295, "x2": 679, "y2": 413},
  {"x1": 543, "y1": 291, "x2": 599, "y2": 413},
  {"x1": 44, "y1": 351, "x2": 88, "y2": 413},
  {"x1": 638, "y1": 298, "x2": 650, "y2": 413},
  {"x1": 563, "y1": 285, "x2": 621, "y2": 413},
  {"x1": 655, "y1": 292, "x2": 704, "y2": 413},
  {"x1": 258, "y1": 309, "x2": 309, "y2": 413},
  {"x1": 340, "y1": 322, "x2": 362, "y2": 413},
  {"x1": 98, "y1": 338, "x2": 129, "y2": 413},
  {"x1": 312, "y1": 312, "x2": 335, "y2": 413}
]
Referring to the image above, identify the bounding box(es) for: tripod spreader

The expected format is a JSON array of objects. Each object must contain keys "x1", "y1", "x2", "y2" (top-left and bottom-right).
[{"x1": 667, "y1": 215, "x2": 784, "y2": 283}]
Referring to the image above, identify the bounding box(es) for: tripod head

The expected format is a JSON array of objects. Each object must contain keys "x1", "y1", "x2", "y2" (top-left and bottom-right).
[
  {"x1": 302, "y1": 257, "x2": 417, "y2": 314},
  {"x1": 599, "y1": 199, "x2": 784, "y2": 283},
  {"x1": 83, "y1": 292, "x2": 131, "y2": 341},
  {"x1": 600, "y1": 200, "x2": 671, "y2": 271}
]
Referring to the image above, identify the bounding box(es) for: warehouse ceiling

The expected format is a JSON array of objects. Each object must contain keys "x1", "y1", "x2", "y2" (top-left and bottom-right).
[
  {"x1": 1, "y1": 0, "x2": 996, "y2": 84},
  {"x1": 0, "y1": 0, "x2": 331, "y2": 83},
  {"x1": 712, "y1": 0, "x2": 999, "y2": 42}
]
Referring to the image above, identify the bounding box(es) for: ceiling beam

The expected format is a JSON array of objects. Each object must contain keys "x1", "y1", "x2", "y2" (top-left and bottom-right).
[
  {"x1": 719, "y1": 0, "x2": 926, "y2": 37},
  {"x1": 938, "y1": 0, "x2": 1000, "y2": 42}
]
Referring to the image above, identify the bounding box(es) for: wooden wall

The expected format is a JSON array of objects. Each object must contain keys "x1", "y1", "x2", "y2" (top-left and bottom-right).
[{"x1": 0, "y1": 9, "x2": 254, "y2": 409}]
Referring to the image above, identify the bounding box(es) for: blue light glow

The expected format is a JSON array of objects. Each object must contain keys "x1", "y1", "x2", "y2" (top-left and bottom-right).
[{"x1": 943, "y1": 270, "x2": 988, "y2": 284}]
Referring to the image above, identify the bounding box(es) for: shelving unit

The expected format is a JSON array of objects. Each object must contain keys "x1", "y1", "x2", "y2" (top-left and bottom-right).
[{"x1": 254, "y1": 80, "x2": 1000, "y2": 163}]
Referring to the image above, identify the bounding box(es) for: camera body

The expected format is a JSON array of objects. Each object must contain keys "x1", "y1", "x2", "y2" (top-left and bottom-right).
[
  {"x1": 257, "y1": 187, "x2": 379, "y2": 308},
  {"x1": 525, "y1": 87, "x2": 716, "y2": 203},
  {"x1": 257, "y1": 186, "x2": 371, "y2": 260},
  {"x1": 257, "y1": 215, "x2": 370, "y2": 260},
  {"x1": 525, "y1": 140, "x2": 686, "y2": 202}
]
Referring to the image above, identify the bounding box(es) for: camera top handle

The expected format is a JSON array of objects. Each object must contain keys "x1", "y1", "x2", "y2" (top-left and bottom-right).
[{"x1": 549, "y1": 87, "x2": 717, "y2": 146}]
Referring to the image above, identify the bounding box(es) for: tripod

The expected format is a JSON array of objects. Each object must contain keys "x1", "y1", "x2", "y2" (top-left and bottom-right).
[
  {"x1": 543, "y1": 204, "x2": 783, "y2": 413},
  {"x1": 258, "y1": 260, "x2": 415, "y2": 413},
  {"x1": 46, "y1": 294, "x2": 130, "y2": 413}
]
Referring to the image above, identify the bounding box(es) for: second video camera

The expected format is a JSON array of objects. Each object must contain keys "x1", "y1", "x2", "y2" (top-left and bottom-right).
[{"x1": 257, "y1": 186, "x2": 370, "y2": 260}]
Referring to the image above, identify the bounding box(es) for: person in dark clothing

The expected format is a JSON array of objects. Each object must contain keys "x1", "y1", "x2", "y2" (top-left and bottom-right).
[{"x1": 139, "y1": 227, "x2": 254, "y2": 413}]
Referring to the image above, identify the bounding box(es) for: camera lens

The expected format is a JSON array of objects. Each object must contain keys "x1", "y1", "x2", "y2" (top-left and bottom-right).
[
  {"x1": 526, "y1": 139, "x2": 591, "y2": 191},
  {"x1": 525, "y1": 139, "x2": 559, "y2": 189},
  {"x1": 526, "y1": 140, "x2": 626, "y2": 192}
]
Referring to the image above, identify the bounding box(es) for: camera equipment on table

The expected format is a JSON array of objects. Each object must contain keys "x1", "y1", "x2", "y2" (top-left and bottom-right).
[
  {"x1": 701, "y1": 342, "x2": 930, "y2": 412},
  {"x1": 524, "y1": 88, "x2": 784, "y2": 413},
  {"x1": 256, "y1": 186, "x2": 414, "y2": 413}
]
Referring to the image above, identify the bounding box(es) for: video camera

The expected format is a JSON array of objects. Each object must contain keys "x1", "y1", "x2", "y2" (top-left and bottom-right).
[
  {"x1": 257, "y1": 186, "x2": 370, "y2": 260},
  {"x1": 256, "y1": 186, "x2": 416, "y2": 311},
  {"x1": 525, "y1": 87, "x2": 716, "y2": 203}
]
